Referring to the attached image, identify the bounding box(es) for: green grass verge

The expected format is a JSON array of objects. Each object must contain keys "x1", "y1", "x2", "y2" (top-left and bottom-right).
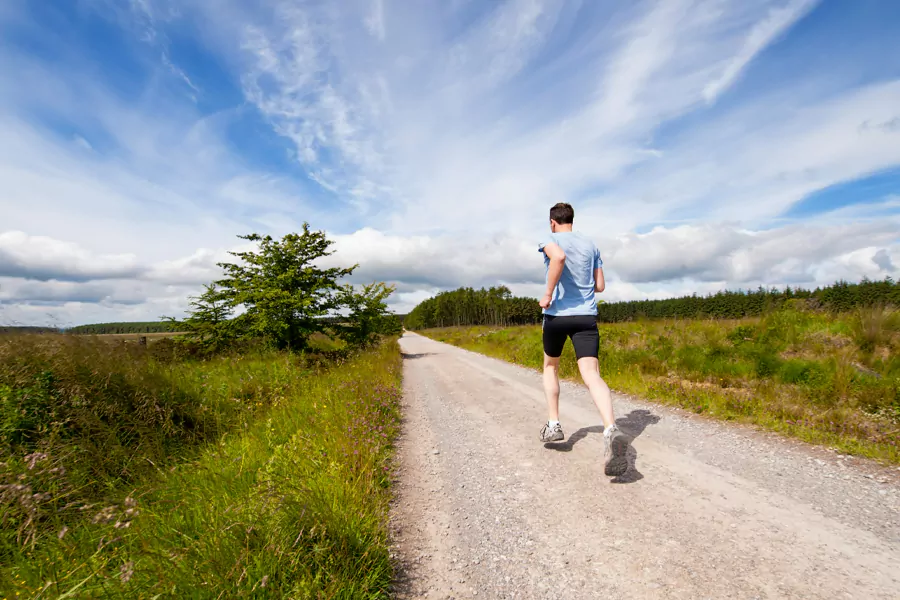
[
  {"x1": 421, "y1": 306, "x2": 899, "y2": 464},
  {"x1": 1, "y1": 337, "x2": 401, "y2": 599}
]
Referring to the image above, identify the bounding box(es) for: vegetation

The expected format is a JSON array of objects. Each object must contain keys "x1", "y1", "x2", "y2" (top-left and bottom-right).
[
  {"x1": 167, "y1": 283, "x2": 234, "y2": 353},
  {"x1": 403, "y1": 286, "x2": 542, "y2": 330},
  {"x1": 424, "y1": 303, "x2": 900, "y2": 463},
  {"x1": 0, "y1": 327, "x2": 60, "y2": 335},
  {"x1": 0, "y1": 333, "x2": 401, "y2": 597},
  {"x1": 167, "y1": 226, "x2": 401, "y2": 353},
  {"x1": 595, "y1": 277, "x2": 900, "y2": 323},
  {"x1": 67, "y1": 322, "x2": 178, "y2": 335},
  {"x1": 0, "y1": 223, "x2": 406, "y2": 597},
  {"x1": 402, "y1": 278, "x2": 900, "y2": 330}
]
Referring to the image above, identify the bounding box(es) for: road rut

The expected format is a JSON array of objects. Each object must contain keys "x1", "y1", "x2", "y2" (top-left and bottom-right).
[{"x1": 388, "y1": 333, "x2": 900, "y2": 599}]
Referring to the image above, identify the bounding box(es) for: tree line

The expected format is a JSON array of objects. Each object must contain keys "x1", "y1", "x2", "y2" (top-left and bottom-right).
[
  {"x1": 402, "y1": 286, "x2": 542, "y2": 330},
  {"x1": 67, "y1": 322, "x2": 179, "y2": 335},
  {"x1": 403, "y1": 278, "x2": 900, "y2": 330},
  {"x1": 595, "y1": 277, "x2": 899, "y2": 322}
]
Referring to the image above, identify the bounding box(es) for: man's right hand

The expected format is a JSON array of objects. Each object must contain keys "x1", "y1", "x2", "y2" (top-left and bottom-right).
[{"x1": 539, "y1": 294, "x2": 552, "y2": 309}]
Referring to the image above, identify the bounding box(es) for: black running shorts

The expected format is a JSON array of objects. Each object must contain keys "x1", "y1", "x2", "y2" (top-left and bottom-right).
[{"x1": 542, "y1": 314, "x2": 599, "y2": 359}]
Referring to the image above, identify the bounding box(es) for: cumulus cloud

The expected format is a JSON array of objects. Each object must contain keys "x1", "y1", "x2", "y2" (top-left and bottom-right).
[
  {"x1": 0, "y1": 232, "x2": 143, "y2": 282},
  {"x1": 2, "y1": 216, "x2": 898, "y2": 326},
  {"x1": 144, "y1": 248, "x2": 231, "y2": 286},
  {"x1": 0, "y1": 278, "x2": 148, "y2": 306},
  {"x1": 323, "y1": 228, "x2": 541, "y2": 288},
  {"x1": 605, "y1": 221, "x2": 900, "y2": 285},
  {"x1": 327, "y1": 220, "x2": 900, "y2": 296}
]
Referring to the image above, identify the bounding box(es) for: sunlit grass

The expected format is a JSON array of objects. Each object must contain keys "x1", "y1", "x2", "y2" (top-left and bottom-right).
[
  {"x1": 0, "y1": 335, "x2": 401, "y2": 598},
  {"x1": 424, "y1": 307, "x2": 899, "y2": 463}
]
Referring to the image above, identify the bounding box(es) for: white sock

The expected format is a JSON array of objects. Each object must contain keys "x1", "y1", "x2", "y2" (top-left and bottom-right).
[
  {"x1": 548, "y1": 420, "x2": 560, "y2": 428},
  {"x1": 604, "y1": 423, "x2": 617, "y2": 437}
]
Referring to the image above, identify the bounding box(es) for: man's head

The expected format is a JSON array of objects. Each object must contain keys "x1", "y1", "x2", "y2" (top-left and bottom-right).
[{"x1": 549, "y1": 202, "x2": 574, "y2": 232}]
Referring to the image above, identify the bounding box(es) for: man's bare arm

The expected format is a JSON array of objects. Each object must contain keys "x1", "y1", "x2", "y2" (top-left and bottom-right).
[
  {"x1": 594, "y1": 267, "x2": 605, "y2": 293},
  {"x1": 540, "y1": 243, "x2": 566, "y2": 308}
]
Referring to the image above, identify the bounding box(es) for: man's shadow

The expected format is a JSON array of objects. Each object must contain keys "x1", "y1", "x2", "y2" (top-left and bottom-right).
[{"x1": 544, "y1": 409, "x2": 660, "y2": 484}]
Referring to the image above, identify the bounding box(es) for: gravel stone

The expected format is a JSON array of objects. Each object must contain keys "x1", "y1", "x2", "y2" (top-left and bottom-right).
[{"x1": 389, "y1": 333, "x2": 900, "y2": 599}]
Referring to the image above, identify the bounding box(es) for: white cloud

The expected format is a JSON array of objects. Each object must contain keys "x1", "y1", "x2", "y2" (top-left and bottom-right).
[
  {"x1": 703, "y1": 0, "x2": 820, "y2": 103},
  {"x1": 2, "y1": 215, "x2": 898, "y2": 326},
  {"x1": 605, "y1": 220, "x2": 900, "y2": 285},
  {"x1": 0, "y1": 232, "x2": 142, "y2": 282},
  {"x1": 2, "y1": 0, "x2": 899, "y2": 326},
  {"x1": 364, "y1": 0, "x2": 385, "y2": 41},
  {"x1": 162, "y1": 50, "x2": 200, "y2": 99}
]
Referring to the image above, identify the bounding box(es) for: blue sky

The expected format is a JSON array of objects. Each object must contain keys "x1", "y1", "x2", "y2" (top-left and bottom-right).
[{"x1": 1, "y1": 0, "x2": 899, "y2": 325}]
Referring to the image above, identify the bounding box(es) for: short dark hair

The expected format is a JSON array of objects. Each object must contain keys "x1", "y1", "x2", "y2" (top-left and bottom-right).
[{"x1": 549, "y1": 202, "x2": 574, "y2": 225}]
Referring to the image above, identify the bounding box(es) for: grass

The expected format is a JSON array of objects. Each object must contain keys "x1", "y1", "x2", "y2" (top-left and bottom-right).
[
  {"x1": 0, "y1": 334, "x2": 402, "y2": 598},
  {"x1": 422, "y1": 305, "x2": 900, "y2": 464}
]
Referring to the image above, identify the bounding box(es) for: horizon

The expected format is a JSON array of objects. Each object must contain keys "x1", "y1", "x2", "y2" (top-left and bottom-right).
[
  {"x1": 4, "y1": 275, "x2": 892, "y2": 329},
  {"x1": 1, "y1": 1, "x2": 899, "y2": 327}
]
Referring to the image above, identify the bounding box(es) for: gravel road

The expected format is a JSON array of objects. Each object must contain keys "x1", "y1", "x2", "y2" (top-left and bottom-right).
[{"x1": 388, "y1": 332, "x2": 900, "y2": 599}]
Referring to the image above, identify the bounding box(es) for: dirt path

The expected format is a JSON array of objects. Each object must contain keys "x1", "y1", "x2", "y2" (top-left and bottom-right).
[{"x1": 388, "y1": 333, "x2": 900, "y2": 599}]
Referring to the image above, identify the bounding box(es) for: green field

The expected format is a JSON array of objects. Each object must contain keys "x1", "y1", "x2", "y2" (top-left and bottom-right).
[
  {"x1": 423, "y1": 304, "x2": 900, "y2": 464},
  {"x1": 0, "y1": 333, "x2": 401, "y2": 598}
]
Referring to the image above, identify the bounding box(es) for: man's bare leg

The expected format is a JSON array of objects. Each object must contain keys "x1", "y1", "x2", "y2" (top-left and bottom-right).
[
  {"x1": 576, "y1": 357, "x2": 615, "y2": 428},
  {"x1": 542, "y1": 353, "x2": 561, "y2": 421},
  {"x1": 539, "y1": 353, "x2": 566, "y2": 442},
  {"x1": 578, "y1": 356, "x2": 628, "y2": 475}
]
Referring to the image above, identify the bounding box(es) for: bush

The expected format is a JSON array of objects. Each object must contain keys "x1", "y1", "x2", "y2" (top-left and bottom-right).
[
  {"x1": 728, "y1": 325, "x2": 756, "y2": 345},
  {"x1": 850, "y1": 304, "x2": 899, "y2": 354},
  {"x1": 778, "y1": 360, "x2": 829, "y2": 387}
]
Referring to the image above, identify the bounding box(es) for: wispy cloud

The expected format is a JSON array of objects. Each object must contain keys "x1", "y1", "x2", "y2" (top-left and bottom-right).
[
  {"x1": 703, "y1": 0, "x2": 820, "y2": 103},
  {"x1": 364, "y1": 0, "x2": 385, "y2": 41},
  {"x1": 161, "y1": 50, "x2": 200, "y2": 99},
  {"x1": 1, "y1": 0, "x2": 899, "y2": 325}
]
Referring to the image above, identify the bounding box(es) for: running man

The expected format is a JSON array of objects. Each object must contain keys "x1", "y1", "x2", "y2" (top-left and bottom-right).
[{"x1": 537, "y1": 202, "x2": 628, "y2": 477}]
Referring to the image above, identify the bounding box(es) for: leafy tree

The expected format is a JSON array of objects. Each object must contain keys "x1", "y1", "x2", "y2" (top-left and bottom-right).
[
  {"x1": 164, "y1": 283, "x2": 234, "y2": 352},
  {"x1": 215, "y1": 226, "x2": 357, "y2": 351},
  {"x1": 335, "y1": 282, "x2": 402, "y2": 348},
  {"x1": 404, "y1": 286, "x2": 542, "y2": 329}
]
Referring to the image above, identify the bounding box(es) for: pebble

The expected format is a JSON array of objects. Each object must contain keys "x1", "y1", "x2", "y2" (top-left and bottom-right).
[{"x1": 391, "y1": 334, "x2": 900, "y2": 600}]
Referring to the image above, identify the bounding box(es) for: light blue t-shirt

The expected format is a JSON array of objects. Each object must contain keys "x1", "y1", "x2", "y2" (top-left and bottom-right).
[{"x1": 538, "y1": 232, "x2": 603, "y2": 316}]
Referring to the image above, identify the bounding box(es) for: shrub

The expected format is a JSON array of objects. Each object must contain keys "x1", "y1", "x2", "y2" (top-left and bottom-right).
[
  {"x1": 850, "y1": 304, "x2": 899, "y2": 354},
  {"x1": 778, "y1": 360, "x2": 829, "y2": 387}
]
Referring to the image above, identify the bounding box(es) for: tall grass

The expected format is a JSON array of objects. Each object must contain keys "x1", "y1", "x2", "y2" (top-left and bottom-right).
[
  {"x1": 425, "y1": 306, "x2": 899, "y2": 463},
  {"x1": 0, "y1": 334, "x2": 402, "y2": 598}
]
